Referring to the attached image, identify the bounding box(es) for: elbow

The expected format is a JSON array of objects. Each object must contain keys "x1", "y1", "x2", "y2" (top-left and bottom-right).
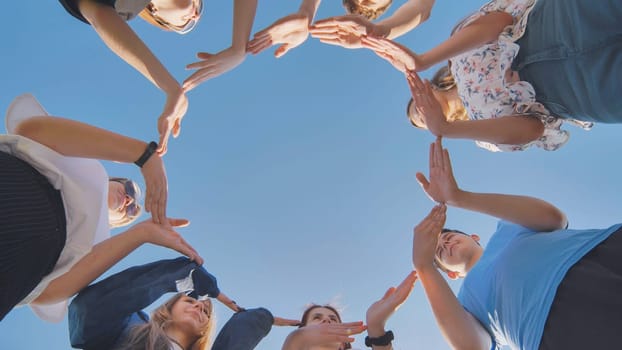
[
  {"x1": 542, "y1": 207, "x2": 568, "y2": 232},
  {"x1": 77, "y1": 0, "x2": 110, "y2": 26},
  {"x1": 13, "y1": 117, "x2": 47, "y2": 140}
]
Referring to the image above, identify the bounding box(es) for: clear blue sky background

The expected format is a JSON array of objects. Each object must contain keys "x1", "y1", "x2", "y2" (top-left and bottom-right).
[{"x1": 1, "y1": 1, "x2": 621, "y2": 349}]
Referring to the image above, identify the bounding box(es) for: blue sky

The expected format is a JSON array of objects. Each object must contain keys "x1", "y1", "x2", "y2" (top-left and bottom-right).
[{"x1": 2, "y1": 1, "x2": 621, "y2": 349}]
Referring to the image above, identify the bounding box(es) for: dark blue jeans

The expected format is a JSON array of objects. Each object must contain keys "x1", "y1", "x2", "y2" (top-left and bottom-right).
[
  {"x1": 68, "y1": 257, "x2": 273, "y2": 350},
  {"x1": 512, "y1": 0, "x2": 622, "y2": 123}
]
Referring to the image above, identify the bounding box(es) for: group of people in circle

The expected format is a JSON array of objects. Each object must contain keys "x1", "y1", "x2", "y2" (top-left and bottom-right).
[{"x1": 1, "y1": 0, "x2": 621, "y2": 349}]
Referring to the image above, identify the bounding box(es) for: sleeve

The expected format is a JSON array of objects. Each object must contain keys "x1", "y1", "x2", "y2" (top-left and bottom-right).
[
  {"x1": 211, "y1": 308, "x2": 275, "y2": 350},
  {"x1": 57, "y1": 0, "x2": 117, "y2": 24},
  {"x1": 68, "y1": 257, "x2": 220, "y2": 349}
]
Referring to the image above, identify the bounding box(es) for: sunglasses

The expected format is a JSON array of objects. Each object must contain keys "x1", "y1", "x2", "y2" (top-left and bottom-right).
[
  {"x1": 145, "y1": 0, "x2": 203, "y2": 34},
  {"x1": 111, "y1": 179, "x2": 140, "y2": 217}
]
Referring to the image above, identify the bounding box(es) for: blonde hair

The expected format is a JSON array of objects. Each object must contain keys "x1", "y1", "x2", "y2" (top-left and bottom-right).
[
  {"x1": 342, "y1": 0, "x2": 392, "y2": 20},
  {"x1": 118, "y1": 293, "x2": 215, "y2": 350},
  {"x1": 406, "y1": 65, "x2": 468, "y2": 128},
  {"x1": 108, "y1": 177, "x2": 143, "y2": 228}
]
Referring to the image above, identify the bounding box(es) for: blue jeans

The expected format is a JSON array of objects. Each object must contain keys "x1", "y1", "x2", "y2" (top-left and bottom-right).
[
  {"x1": 512, "y1": 0, "x2": 622, "y2": 123},
  {"x1": 68, "y1": 257, "x2": 273, "y2": 350}
]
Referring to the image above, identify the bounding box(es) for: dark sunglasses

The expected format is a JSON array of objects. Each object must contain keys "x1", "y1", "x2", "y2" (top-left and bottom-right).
[{"x1": 111, "y1": 179, "x2": 140, "y2": 217}]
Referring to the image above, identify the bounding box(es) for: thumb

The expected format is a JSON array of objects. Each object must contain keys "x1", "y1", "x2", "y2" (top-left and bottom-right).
[
  {"x1": 275, "y1": 44, "x2": 290, "y2": 58},
  {"x1": 172, "y1": 118, "x2": 182, "y2": 138},
  {"x1": 381, "y1": 287, "x2": 396, "y2": 300},
  {"x1": 197, "y1": 52, "x2": 214, "y2": 59},
  {"x1": 168, "y1": 218, "x2": 190, "y2": 227},
  {"x1": 415, "y1": 172, "x2": 429, "y2": 188}
]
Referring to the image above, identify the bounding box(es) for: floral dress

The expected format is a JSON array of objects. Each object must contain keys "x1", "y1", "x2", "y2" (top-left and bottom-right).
[{"x1": 449, "y1": 0, "x2": 593, "y2": 152}]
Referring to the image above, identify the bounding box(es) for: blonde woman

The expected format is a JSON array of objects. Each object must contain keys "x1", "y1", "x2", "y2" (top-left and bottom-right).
[
  {"x1": 363, "y1": 0, "x2": 621, "y2": 152},
  {"x1": 69, "y1": 257, "x2": 299, "y2": 350},
  {"x1": 0, "y1": 94, "x2": 199, "y2": 321}
]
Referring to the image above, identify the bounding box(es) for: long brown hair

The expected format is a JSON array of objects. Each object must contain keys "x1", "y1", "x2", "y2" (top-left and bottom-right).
[
  {"x1": 118, "y1": 293, "x2": 215, "y2": 350},
  {"x1": 299, "y1": 304, "x2": 351, "y2": 350}
]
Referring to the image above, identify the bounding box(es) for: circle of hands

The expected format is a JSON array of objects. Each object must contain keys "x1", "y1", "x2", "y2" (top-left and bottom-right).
[
  {"x1": 152, "y1": 9, "x2": 429, "y2": 152},
  {"x1": 142, "y1": 11, "x2": 456, "y2": 337}
]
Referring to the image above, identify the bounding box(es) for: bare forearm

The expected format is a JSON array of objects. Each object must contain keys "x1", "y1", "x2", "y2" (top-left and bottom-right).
[
  {"x1": 79, "y1": 0, "x2": 181, "y2": 95},
  {"x1": 416, "y1": 267, "x2": 491, "y2": 350},
  {"x1": 378, "y1": 0, "x2": 434, "y2": 39},
  {"x1": 441, "y1": 116, "x2": 544, "y2": 145},
  {"x1": 298, "y1": 0, "x2": 321, "y2": 22},
  {"x1": 449, "y1": 190, "x2": 567, "y2": 232},
  {"x1": 418, "y1": 11, "x2": 512, "y2": 69},
  {"x1": 232, "y1": 0, "x2": 258, "y2": 51},
  {"x1": 14, "y1": 116, "x2": 147, "y2": 163},
  {"x1": 33, "y1": 227, "x2": 146, "y2": 304}
]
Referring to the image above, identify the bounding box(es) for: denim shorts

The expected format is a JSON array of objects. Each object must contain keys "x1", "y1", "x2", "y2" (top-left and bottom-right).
[{"x1": 512, "y1": 0, "x2": 622, "y2": 123}]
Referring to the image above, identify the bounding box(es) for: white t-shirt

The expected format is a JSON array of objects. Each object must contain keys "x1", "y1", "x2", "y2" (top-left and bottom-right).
[{"x1": 2, "y1": 94, "x2": 110, "y2": 322}]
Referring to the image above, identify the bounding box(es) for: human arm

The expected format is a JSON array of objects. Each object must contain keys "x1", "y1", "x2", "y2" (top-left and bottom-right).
[
  {"x1": 183, "y1": 0, "x2": 258, "y2": 91},
  {"x1": 77, "y1": 0, "x2": 187, "y2": 154},
  {"x1": 361, "y1": 11, "x2": 512, "y2": 72},
  {"x1": 309, "y1": 0, "x2": 433, "y2": 48},
  {"x1": 365, "y1": 271, "x2": 418, "y2": 350},
  {"x1": 32, "y1": 218, "x2": 201, "y2": 305},
  {"x1": 416, "y1": 138, "x2": 567, "y2": 232},
  {"x1": 14, "y1": 115, "x2": 169, "y2": 224},
  {"x1": 407, "y1": 71, "x2": 545, "y2": 146},
  {"x1": 281, "y1": 322, "x2": 366, "y2": 350},
  {"x1": 246, "y1": 0, "x2": 321, "y2": 57},
  {"x1": 413, "y1": 205, "x2": 493, "y2": 350},
  {"x1": 66, "y1": 256, "x2": 208, "y2": 349}
]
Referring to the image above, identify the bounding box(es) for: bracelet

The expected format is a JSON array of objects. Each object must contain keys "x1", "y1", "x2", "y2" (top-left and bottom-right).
[
  {"x1": 365, "y1": 330, "x2": 394, "y2": 347},
  {"x1": 134, "y1": 141, "x2": 158, "y2": 168}
]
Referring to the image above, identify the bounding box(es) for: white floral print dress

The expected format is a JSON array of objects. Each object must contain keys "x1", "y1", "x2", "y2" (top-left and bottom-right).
[{"x1": 449, "y1": 0, "x2": 593, "y2": 152}]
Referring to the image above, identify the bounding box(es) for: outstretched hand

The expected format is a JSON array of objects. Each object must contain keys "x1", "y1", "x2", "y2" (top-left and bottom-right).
[
  {"x1": 416, "y1": 137, "x2": 460, "y2": 204},
  {"x1": 407, "y1": 71, "x2": 449, "y2": 136},
  {"x1": 157, "y1": 89, "x2": 188, "y2": 155},
  {"x1": 366, "y1": 271, "x2": 418, "y2": 333},
  {"x1": 247, "y1": 13, "x2": 310, "y2": 58},
  {"x1": 309, "y1": 15, "x2": 389, "y2": 49},
  {"x1": 183, "y1": 47, "x2": 247, "y2": 91},
  {"x1": 282, "y1": 322, "x2": 366, "y2": 350},
  {"x1": 136, "y1": 218, "x2": 203, "y2": 265},
  {"x1": 361, "y1": 36, "x2": 420, "y2": 73},
  {"x1": 412, "y1": 204, "x2": 446, "y2": 270}
]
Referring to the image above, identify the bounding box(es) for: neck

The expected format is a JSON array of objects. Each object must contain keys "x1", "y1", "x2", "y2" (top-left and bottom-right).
[
  {"x1": 166, "y1": 328, "x2": 194, "y2": 350},
  {"x1": 462, "y1": 247, "x2": 483, "y2": 276}
]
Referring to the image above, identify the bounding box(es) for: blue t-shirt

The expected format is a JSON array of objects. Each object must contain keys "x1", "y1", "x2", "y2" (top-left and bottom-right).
[{"x1": 458, "y1": 221, "x2": 622, "y2": 349}]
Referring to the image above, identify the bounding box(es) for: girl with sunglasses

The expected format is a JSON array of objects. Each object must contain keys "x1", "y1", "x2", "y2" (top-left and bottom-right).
[
  {"x1": 57, "y1": 0, "x2": 259, "y2": 154},
  {"x1": 362, "y1": 0, "x2": 621, "y2": 152},
  {"x1": 0, "y1": 93, "x2": 200, "y2": 322},
  {"x1": 68, "y1": 256, "x2": 299, "y2": 350}
]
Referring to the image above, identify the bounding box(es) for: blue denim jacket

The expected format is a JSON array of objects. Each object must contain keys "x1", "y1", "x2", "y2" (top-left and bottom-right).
[{"x1": 68, "y1": 257, "x2": 273, "y2": 350}]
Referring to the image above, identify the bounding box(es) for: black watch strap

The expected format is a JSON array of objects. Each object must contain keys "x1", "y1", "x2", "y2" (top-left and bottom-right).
[
  {"x1": 134, "y1": 141, "x2": 158, "y2": 168},
  {"x1": 365, "y1": 330, "x2": 394, "y2": 347}
]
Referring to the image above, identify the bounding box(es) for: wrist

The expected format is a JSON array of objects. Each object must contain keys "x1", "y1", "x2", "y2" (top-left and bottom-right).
[
  {"x1": 296, "y1": 8, "x2": 314, "y2": 23},
  {"x1": 365, "y1": 330, "x2": 394, "y2": 348},
  {"x1": 366, "y1": 323, "x2": 387, "y2": 338},
  {"x1": 134, "y1": 141, "x2": 158, "y2": 168},
  {"x1": 446, "y1": 189, "x2": 467, "y2": 207},
  {"x1": 413, "y1": 261, "x2": 436, "y2": 274}
]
